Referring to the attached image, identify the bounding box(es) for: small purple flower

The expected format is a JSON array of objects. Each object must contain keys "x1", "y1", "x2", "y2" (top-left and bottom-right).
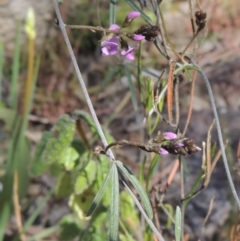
[
  {"x1": 121, "y1": 45, "x2": 138, "y2": 60},
  {"x1": 109, "y1": 24, "x2": 120, "y2": 31},
  {"x1": 163, "y1": 132, "x2": 177, "y2": 140},
  {"x1": 159, "y1": 148, "x2": 169, "y2": 155},
  {"x1": 122, "y1": 11, "x2": 141, "y2": 27},
  {"x1": 101, "y1": 38, "x2": 119, "y2": 56},
  {"x1": 126, "y1": 11, "x2": 141, "y2": 19},
  {"x1": 127, "y1": 34, "x2": 145, "y2": 41},
  {"x1": 177, "y1": 142, "x2": 184, "y2": 147},
  {"x1": 101, "y1": 25, "x2": 120, "y2": 56}
]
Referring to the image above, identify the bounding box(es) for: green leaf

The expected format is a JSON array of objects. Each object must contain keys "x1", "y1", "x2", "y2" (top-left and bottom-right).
[
  {"x1": 74, "y1": 160, "x2": 97, "y2": 195},
  {"x1": 59, "y1": 146, "x2": 79, "y2": 171},
  {"x1": 42, "y1": 114, "x2": 75, "y2": 164},
  {"x1": 30, "y1": 131, "x2": 51, "y2": 176},
  {"x1": 86, "y1": 163, "x2": 114, "y2": 216},
  {"x1": 116, "y1": 161, "x2": 153, "y2": 219},
  {"x1": 146, "y1": 154, "x2": 160, "y2": 191},
  {"x1": 109, "y1": 0, "x2": 117, "y2": 25},
  {"x1": 55, "y1": 172, "x2": 73, "y2": 198},
  {"x1": 175, "y1": 206, "x2": 181, "y2": 241},
  {"x1": 109, "y1": 164, "x2": 119, "y2": 241},
  {"x1": 59, "y1": 215, "x2": 82, "y2": 241}
]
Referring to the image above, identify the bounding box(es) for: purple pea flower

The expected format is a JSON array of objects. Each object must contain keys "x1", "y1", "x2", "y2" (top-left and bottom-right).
[
  {"x1": 127, "y1": 34, "x2": 145, "y2": 41},
  {"x1": 101, "y1": 25, "x2": 120, "y2": 56},
  {"x1": 163, "y1": 132, "x2": 177, "y2": 140},
  {"x1": 121, "y1": 45, "x2": 138, "y2": 60},
  {"x1": 159, "y1": 148, "x2": 169, "y2": 155},
  {"x1": 126, "y1": 11, "x2": 141, "y2": 19},
  {"x1": 122, "y1": 11, "x2": 141, "y2": 27},
  {"x1": 101, "y1": 36, "x2": 119, "y2": 56},
  {"x1": 109, "y1": 24, "x2": 120, "y2": 31}
]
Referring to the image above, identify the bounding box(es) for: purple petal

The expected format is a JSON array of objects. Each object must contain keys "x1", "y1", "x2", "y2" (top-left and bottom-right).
[
  {"x1": 125, "y1": 52, "x2": 135, "y2": 60},
  {"x1": 127, "y1": 11, "x2": 141, "y2": 19},
  {"x1": 159, "y1": 148, "x2": 169, "y2": 155},
  {"x1": 109, "y1": 24, "x2": 120, "y2": 31},
  {"x1": 177, "y1": 142, "x2": 184, "y2": 147},
  {"x1": 132, "y1": 34, "x2": 145, "y2": 41},
  {"x1": 164, "y1": 132, "x2": 177, "y2": 140},
  {"x1": 101, "y1": 41, "x2": 119, "y2": 56},
  {"x1": 107, "y1": 35, "x2": 119, "y2": 43}
]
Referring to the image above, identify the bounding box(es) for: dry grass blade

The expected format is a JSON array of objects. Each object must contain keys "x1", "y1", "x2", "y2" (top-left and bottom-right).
[
  {"x1": 200, "y1": 196, "x2": 215, "y2": 237},
  {"x1": 182, "y1": 68, "x2": 197, "y2": 136},
  {"x1": 167, "y1": 61, "x2": 176, "y2": 124}
]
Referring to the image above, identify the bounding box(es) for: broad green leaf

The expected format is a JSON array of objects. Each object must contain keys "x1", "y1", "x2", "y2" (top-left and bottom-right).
[
  {"x1": 59, "y1": 215, "x2": 82, "y2": 241},
  {"x1": 55, "y1": 172, "x2": 73, "y2": 198},
  {"x1": 69, "y1": 191, "x2": 95, "y2": 220},
  {"x1": 109, "y1": 164, "x2": 119, "y2": 241},
  {"x1": 42, "y1": 114, "x2": 75, "y2": 164},
  {"x1": 74, "y1": 160, "x2": 97, "y2": 195},
  {"x1": 116, "y1": 161, "x2": 153, "y2": 219},
  {"x1": 86, "y1": 163, "x2": 114, "y2": 216},
  {"x1": 175, "y1": 206, "x2": 181, "y2": 241},
  {"x1": 59, "y1": 146, "x2": 79, "y2": 171}
]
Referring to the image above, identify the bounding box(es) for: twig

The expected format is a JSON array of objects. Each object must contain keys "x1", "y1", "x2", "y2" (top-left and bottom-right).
[
  {"x1": 187, "y1": 57, "x2": 240, "y2": 210},
  {"x1": 13, "y1": 171, "x2": 26, "y2": 241}
]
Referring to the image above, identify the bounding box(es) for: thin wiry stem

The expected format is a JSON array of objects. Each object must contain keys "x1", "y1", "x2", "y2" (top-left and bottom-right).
[
  {"x1": 52, "y1": 0, "x2": 114, "y2": 158},
  {"x1": 189, "y1": 58, "x2": 240, "y2": 210},
  {"x1": 122, "y1": 180, "x2": 165, "y2": 241}
]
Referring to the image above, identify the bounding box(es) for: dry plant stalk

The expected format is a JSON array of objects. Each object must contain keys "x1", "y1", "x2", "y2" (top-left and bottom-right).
[
  {"x1": 167, "y1": 61, "x2": 176, "y2": 124},
  {"x1": 13, "y1": 171, "x2": 26, "y2": 241}
]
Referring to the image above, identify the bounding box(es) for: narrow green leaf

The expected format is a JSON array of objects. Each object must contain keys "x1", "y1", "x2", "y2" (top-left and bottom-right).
[
  {"x1": 146, "y1": 154, "x2": 160, "y2": 191},
  {"x1": 109, "y1": 164, "x2": 119, "y2": 241},
  {"x1": 98, "y1": 65, "x2": 121, "y2": 95},
  {"x1": 0, "y1": 41, "x2": 4, "y2": 103},
  {"x1": 86, "y1": 163, "x2": 114, "y2": 216},
  {"x1": 116, "y1": 161, "x2": 153, "y2": 219},
  {"x1": 109, "y1": 0, "x2": 117, "y2": 25},
  {"x1": 175, "y1": 206, "x2": 181, "y2": 241},
  {"x1": 10, "y1": 21, "x2": 21, "y2": 109},
  {"x1": 124, "y1": 66, "x2": 138, "y2": 111}
]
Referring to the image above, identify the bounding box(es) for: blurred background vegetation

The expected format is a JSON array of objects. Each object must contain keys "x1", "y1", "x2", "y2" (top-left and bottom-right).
[{"x1": 0, "y1": 0, "x2": 240, "y2": 240}]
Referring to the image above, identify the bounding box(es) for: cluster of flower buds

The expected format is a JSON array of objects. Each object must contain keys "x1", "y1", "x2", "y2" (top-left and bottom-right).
[
  {"x1": 101, "y1": 11, "x2": 159, "y2": 60},
  {"x1": 148, "y1": 132, "x2": 201, "y2": 156},
  {"x1": 195, "y1": 10, "x2": 207, "y2": 31}
]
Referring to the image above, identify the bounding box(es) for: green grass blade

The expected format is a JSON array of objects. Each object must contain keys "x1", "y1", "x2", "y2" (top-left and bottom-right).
[
  {"x1": 86, "y1": 164, "x2": 114, "y2": 216},
  {"x1": 124, "y1": 65, "x2": 138, "y2": 111},
  {"x1": 175, "y1": 206, "x2": 181, "y2": 241},
  {"x1": 0, "y1": 41, "x2": 3, "y2": 103},
  {"x1": 116, "y1": 161, "x2": 153, "y2": 219},
  {"x1": 109, "y1": 0, "x2": 117, "y2": 25},
  {"x1": 27, "y1": 225, "x2": 59, "y2": 241},
  {"x1": 146, "y1": 154, "x2": 160, "y2": 191},
  {"x1": 10, "y1": 21, "x2": 21, "y2": 109},
  {"x1": 109, "y1": 164, "x2": 119, "y2": 241}
]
